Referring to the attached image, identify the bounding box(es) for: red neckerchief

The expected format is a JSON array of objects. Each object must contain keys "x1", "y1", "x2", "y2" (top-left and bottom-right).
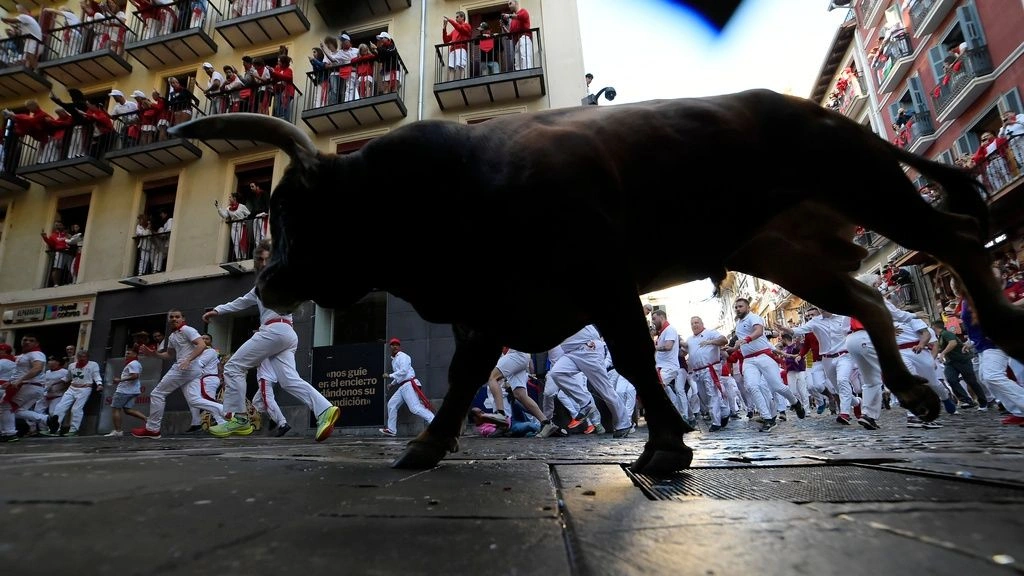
[
  {"x1": 0, "y1": 354, "x2": 14, "y2": 362},
  {"x1": 21, "y1": 345, "x2": 40, "y2": 353},
  {"x1": 174, "y1": 324, "x2": 187, "y2": 332},
  {"x1": 229, "y1": 199, "x2": 239, "y2": 211},
  {"x1": 657, "y1": 321, "x2": 669, "y2": 336},
  {"x1": 124, "y1": 356, "x2": 135, "y2": 368},
  {"x1": 76, "y1": 359, "x2": 88, "y2": 369}
]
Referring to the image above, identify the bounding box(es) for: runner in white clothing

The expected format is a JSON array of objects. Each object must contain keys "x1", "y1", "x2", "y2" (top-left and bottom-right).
[
  {"x1": 185, "y1": 334, "x2": 227, "y2": 432},
  {"x1": 379, "y1": 338, "x2": 435, "y2": 436},
  {"x1": 684, "y1": 316, "x2": 730, "y2": 431},
  {"x1": 252, "y1": 356, "x2": 291, "y2": 437},
  {"x1": 47, "y1": 350, "x2": 103, "y2": 436},
  {"x1": 0, "y1": 335, "x2": 48, "y2": 442},
  {"x1": 205, "y1": 239, "x2": 340, "y2": 441},
  {"x1": 651, "y1": 310, "x2": 691, "y2": 425}
]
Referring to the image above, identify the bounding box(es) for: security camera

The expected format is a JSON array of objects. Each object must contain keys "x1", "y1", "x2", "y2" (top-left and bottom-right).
[{"x1": 604, "y1": 87, "x2": 616, "y2": 101}]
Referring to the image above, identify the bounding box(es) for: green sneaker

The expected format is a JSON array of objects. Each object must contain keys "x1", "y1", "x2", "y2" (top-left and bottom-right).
[
  {"x1": 208, "y1": 416, "x2": 254, "y2": 438},
  {"x1": 315, "y1": 405, "x2": 340, "y2": 442}
]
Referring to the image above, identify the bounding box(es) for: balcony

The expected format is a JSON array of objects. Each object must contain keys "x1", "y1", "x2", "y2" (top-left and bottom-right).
[
  {"x1": 197, "y1": 82, "x2": 301, "y2": 154},
  {"x1": 0, "y1": 35, "x2": 53, "y2": 99},
  {"x1": 973, "y1": 134, "x2": 1024, "y2": 201},
  {"x1": 908, "y1": 0, "x2": 955, "y2": 36},
  {"x1": 0, "y1": 150, "x2": 29, "y2": 193},
  {"x1": 37, "y1": 16, "x2": 133, "y2": 86},
  {"x1": 875, "y1": 31, "x2": 915, "y2": 94},
  {"x1": 301, "y1": 53, "x2": 409, "y2": 134},
  {"x1": 125, "y1": 0, "x2": 220, "y2": 69},
  {"x1": 14, "y1": 121, "x2": 114, "y2": 187},
  {"x1": 104, "y1": 102, "x2": 204, "y2": 173},
  {"x1": 222, "y1": 215, "x2": 266, "y2": 265},
  {"x1": 906, "y1": 110, "x2": 937, "y2": 154},
  {"x1": 837, "y1": 73, "x2": 868, "y2": 118},
  {"x1": 42, "y1": 246, "x2": 80, "y2": 288},
  {"x1": 314, "y1": 0, "x2": 411, "y2": 26},
  {"x1": 214, "y1": 0, "x2": 310, "y2": 50},
  {"x1": 127, "y1": 231, "x2": 170, "y2": 279},
  {"x1": 858, "y1": 0, "x2": 885, "y2": 29},
  {"x1": 934, "y1": 46, "x2": 995, "y2": 123},
  {"x1": 433, "y1": 28, "x2": 545, "y2": 111}
]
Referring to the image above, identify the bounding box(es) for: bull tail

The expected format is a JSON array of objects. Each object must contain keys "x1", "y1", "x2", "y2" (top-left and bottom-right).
[{"x1": 889, "y1": 143, "x2": 990, "y2": 239}]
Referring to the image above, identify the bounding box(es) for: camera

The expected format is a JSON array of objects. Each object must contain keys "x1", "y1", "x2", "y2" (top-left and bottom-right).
[
  {"x1": 604, "y1": 87, "x2": 616, "y2": 101},
  {"x1": 501, "y1": 13, "x2": 511, "y2": 20}
]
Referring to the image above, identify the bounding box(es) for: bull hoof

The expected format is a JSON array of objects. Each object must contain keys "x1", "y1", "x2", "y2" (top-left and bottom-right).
[
  {"x1": 629, "y1": 440, "x2": 693, "y2": 476},
  {"x1": 894, "y1": 378, "x2": 941, "y2": 422},
  {"x1": 391, "y1": 435, "x2": 459, "y2": 470}
]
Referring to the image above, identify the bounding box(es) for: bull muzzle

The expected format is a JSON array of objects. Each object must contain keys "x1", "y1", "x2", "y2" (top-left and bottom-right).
[{"x1": 256, "y1": 261, "x2": 306, "y2": 315}]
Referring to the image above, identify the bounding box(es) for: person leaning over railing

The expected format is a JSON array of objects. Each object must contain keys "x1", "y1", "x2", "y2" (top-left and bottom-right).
[
  {"x1": 270, "y1": 53, "x2": 295, "y2": 120},
  {"x1": 1, "y1": 100, "x2": 51, "y2": 168}
]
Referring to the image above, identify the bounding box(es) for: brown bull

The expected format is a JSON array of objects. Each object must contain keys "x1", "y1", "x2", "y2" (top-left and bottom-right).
[{"x1": 170, "y1": 89, "x2": 1024, "y2": 475}]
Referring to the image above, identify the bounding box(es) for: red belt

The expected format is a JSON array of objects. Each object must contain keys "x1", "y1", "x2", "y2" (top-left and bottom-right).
[
  {"x1": 399, "y1": 378, "x2": 434, "y2": 411},
  {"x1": 694, "y1": 361, "x2": 723, "y2": 393},
  {"x1": 265, "y1": 318, "x2": 292, "y2": 326},
  {"x1": 898, "y1": 342, "x2": 919, "y2": 350},
  {"x1": 822, "y1": 351, "x2": 848, "y2": 358}
]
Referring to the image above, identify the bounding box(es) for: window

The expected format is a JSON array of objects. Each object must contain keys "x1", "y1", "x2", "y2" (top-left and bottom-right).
[
  {"x1": 999, "y1": 88, "x2": 1023, "y2": 115},
  {"x1": 336, "y1": 138, "x2": 372, "y2": 155},
  {"x1": 56, "y1": 193, "x2": 90, "y2": 239},
  {"x1": 927, "y1": 1, "x2": 985, "y2": 84},
  {"x1": 467, "y1": 4, "x2": 507, "y2": 38},
  {"x1": 235, "y1": 158, "x2": 273, "y2": 201},
  {"x1": 339, "y1": 28, "x2": 388, "y2": 53},
  {"x1": 955, "y1": 104, "x2": 1002, "y2": 157},
  {"x1": 935, "y1": 149, "x2": 954, "y2": 165},
  {"x1": 108, "y1": 313, "x2": 170, "y2": 358},
  {"x1": 162, "y1": 70, "x2": 198, "y2": 97},
  {"x1": 135, "y1": 177, "x2": 177, "y2": 276}
]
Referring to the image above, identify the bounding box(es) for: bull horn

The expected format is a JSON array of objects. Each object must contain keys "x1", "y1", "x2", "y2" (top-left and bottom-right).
[{"x1": 168, "y1": 113, "x2": 318, "y2": 168}]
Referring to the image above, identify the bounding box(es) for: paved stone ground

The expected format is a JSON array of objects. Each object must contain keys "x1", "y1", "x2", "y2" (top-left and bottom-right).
[{"x1": 2, "y1": 407, "x2": 1023, "y2": 575}]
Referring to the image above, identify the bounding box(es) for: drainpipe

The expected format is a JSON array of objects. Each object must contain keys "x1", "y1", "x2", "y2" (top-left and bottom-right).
[{"x1": 418, "y1": 0, "x2": 427, "y2": 121}]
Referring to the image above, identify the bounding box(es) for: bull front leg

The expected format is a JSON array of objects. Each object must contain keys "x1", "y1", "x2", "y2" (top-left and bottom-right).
[
  {"x1": 596, "y1": 299, "x2": 694, "y2": 476},
  {"x1": 391, "y1": 324, "x2": 503, "y2": 470}
]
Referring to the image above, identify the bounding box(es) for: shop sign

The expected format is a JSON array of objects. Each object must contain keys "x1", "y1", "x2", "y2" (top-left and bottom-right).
[{"x1": 2, "y1": 301, "x2": 92, "y2": 325}]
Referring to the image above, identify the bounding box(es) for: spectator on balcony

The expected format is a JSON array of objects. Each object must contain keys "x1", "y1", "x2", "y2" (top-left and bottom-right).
[
  {"x1": 246, "y1": 181, "x2": 269, "y2": 245},
  {"x1": 442, "y1": 11, "x2": 472, "y2": 81},
  {"x1": 67, "y1": 222, "x2": 83, "y2": 283},
  {"x1": 972, "y1": 132, "x2": 1012, "y2": 191},
  {"x1": 50, "y1": 88, "x2": 92, "y2": 158},
  {"x1": 131, "y1": 0, "x2": 176, "y2": 40},
  {"x1": 133, "y1": 89, "x2": 163, "y2": 145},
  {"x1": 44, "y1": 7, "x2": 84, "y2": 58},
  {"x1": 41, "y1": 107, "x2": 74, "y2": 162},
  {"x1": 324, "y1": 34, "x2": 358, "y2": 103},
  {"x1": 270, "y1": 53, "x2": 295, "y2": 120},
  {"x1": 503, "y1": 0, "x2": 532, "y2": 70},
  {"x1": 217, "y1": 191, "x2": 251, "y2": 262},
  {"x1": 2, "y1": 99, "x2": 50, "y2": 168},
  {"x1": 241, "y1": 56, "x2": 272, "y2": 114},
  {"x1": 375, "y1": 31, "x2": 401, "y2": 95},
  {"x1": 307, "y1": 46, "x2": 329, "y2": 108},
  {"x1": 202, "y1": 62, "x2": 225, "y2": 114},
  {"x1": 152, "y1": 207, "x2": 172, "y2": 273},
  {"x1": 40, "y1": 221, "x2": 72, "y2": 287},
  {"x1": 185, "y1": 0, "x2": 207, "y2": 29},
  {"x1": 352, "y1": 43, "x2": 376, "y2": 99},
  {"x1": 1, "y1": 5, "x2": 43, "y2": 69},
  {"x1": 104, "y1": 2, "x2": 128, "y2": 54},
  {"x1": 998, "y1": 109, "x2": 1024, "y2": 169},
  {"x1": 892, "y1": 107, "x2": 914, "y2": 131},
  {"x1": 221, "y1": 65, "x2": 246, "y2": 112},
  {"x1": 476, "y1": 22, "x2": 499, "y2": 76},
  {"x1": 135, "y1": 213, "x2": 153, "y2": 275},
  {"x1": 164, "y1": 76, "x2": 193, "y2": 130},
  {"x1": 108, "y1": 89, "x2": 138, "y2": 149}
]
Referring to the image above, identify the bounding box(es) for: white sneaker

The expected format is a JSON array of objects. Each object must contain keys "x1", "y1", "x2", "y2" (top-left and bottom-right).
[{"x1": 104, "y1": 430, "x2": 123, "y2": 437}]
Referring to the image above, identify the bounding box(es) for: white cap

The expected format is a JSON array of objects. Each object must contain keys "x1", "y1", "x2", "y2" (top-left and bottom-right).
[
  {"x1": 339, "y1": 33, "x2": 350, "y2": 41},
  {"x1": 202, "y1": 62, "x2": 213, "y2": 69},
  {"x1": 376, "y1": 31, "x2": 391, "y2": 40},
  {"x1": 109, "y1": 89, "x2": 124, "y2": 97},
  {"x1": 131, "y1": 89, "x2": 147, "y2": 99}
]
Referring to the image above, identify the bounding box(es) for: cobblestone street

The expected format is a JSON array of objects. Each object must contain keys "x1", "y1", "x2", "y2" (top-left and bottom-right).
[{"x1": 2, "y1": 406, "x2": 1023, "y2": 576}]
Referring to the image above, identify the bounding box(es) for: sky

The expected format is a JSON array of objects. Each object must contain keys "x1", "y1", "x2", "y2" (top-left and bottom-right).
[{"x1": 577, "y1": 0, "x2": 851, "y2": 325}]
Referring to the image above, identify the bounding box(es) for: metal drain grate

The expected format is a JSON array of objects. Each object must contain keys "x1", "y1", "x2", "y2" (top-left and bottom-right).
[{"x1": 626, "y1": 465, "x2": 1024, "y2": 503}]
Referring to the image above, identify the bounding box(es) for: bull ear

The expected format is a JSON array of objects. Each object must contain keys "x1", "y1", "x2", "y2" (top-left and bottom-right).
[{"x1": 168, "y1": 113, "x2": 318, "y2": 170}]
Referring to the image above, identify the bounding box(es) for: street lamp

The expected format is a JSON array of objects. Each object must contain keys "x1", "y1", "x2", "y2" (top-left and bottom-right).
[{"x1": 582, "y1": 86, "x2": 617, "y2": 106}]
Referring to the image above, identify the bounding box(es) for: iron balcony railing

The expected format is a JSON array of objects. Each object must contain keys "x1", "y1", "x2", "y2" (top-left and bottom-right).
[
  {"x1": 13, "y1": 109, "x2": 117, "y2": 169},
  {"x1": 127, "y1": 0, "x2": 222, "y2": 44},
  {"x1": 219, "y1": 0, "x2": 308, "y2": 22},
  {"x1": 203, "y1": 79, "x2": 302, "y2": 124},
  {"x1": 433, "y1": 26, "x2": 542, "y2": 84},
  {"x1": 131, "y1": 230, "x2": 171, "y2": 276},
  {"x1": 909, "y1": 109, "x2": 935, "y2": 141},
  {"x1": 43, "y1": 246, "x2": 80, "y2": 288},
  {"x1": 934, "y1": 46, "x2": 994, "y2": 117},
  {"x1": 109, "y1": 93, "x2": 204, "y2": 151},
  {"x1": 223, "y1": 214, "x2": 268, "y2": 263},
  {"x1": 0, "y1": 32, "x2": 45, "y2": 69},
  {"x1": 857, "y1": 0, "x2": 879, "y2": 25},
  {"x1": 971, "y1": 133, "x2": 1023, "y2": 198},
  {"x1": 834, "y1": 71, "x2": 866, "y2": 116},
  {"x1": 909, "y1": 0, "x2": 938, "y2": 33},
  {"x1": 41, "y1": 14, "x2": 133, "y2": 62},
  {"x1": 872, "y1": 30, "x2": 913, "y2": 87},
  {"x1": 304, "y1": 48, "x2": 409, "y2": 110}
]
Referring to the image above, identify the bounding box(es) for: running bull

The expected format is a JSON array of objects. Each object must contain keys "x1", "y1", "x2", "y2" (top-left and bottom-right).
[{"x1": 170, "y1": 89, "x2": 1024, "y2": 475}]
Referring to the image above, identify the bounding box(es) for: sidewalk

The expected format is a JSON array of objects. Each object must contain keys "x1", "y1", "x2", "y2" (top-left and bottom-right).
[{"x1": 1, "y1": 407, "x2": 1022, "y2": 575}]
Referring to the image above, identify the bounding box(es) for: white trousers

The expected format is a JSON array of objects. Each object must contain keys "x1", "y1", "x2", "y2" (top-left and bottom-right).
[
  {"x1": 847, "y1": 331, "x2": 884, "y2": 419},
  {"x1": 658, "y1": 366, "x2": 689, "y2": 420},
  {"x1": 0, "y1": 384, "x2": 45, "y2": 435},
  {"x1": 188, "y1": 374, "x2": 225, "y2": 426},
  {"x1": 610, "y1": 368, "x2": 637, "y2": 421},
  {"x1": 543, "y1": 371, "x2": 582, "y2": 419},
  {"x1": 52, "y1": 386, "x2": 92, "y2": 431},
  {"x1": 386, "y1": 381, "x2": 434, "y2": 431},
  {"x1": 744, "y1": 354, "x2": 798, "y2": 418},
  {"x1": 252, "y1": 378, "x2": 287, "y2": 426},
  {"x1": 222, "y1": 322, "x2": 331, "y2": 418},
  {"x1": 514, "y1": 36, "x2": 534, "y2": 70},
  {"x1": 553, "y1": 345, "x2": 630, "y2": 430},
  {"x1": 691, "y1": 366, "x2": 728, "y2": 424},
  {"x1": 980, "y1": 348, "x2": 1024, "y2": 416},
  {"x1": 825, "y1": 354, "x2": 859, "y2": 415},
  {"x1": 146, "y1": 366, "x2": 219, "y2": 432}
]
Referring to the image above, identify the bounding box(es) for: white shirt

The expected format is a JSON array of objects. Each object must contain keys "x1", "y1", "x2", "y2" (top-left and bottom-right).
[
  {"x1": 167, "y1": 324, "x2": 203, "y2": 363},
  {"x1": 12, "y1": 350, "x2": 46, "y2": 384},
  {"x1": 196, "y1": 347, "x2": 220, "y2": 375},
  {"x1": 16, "y1": 13, "x2": 42, "y2": 41},
  {"x1": 0, "y1": 358, "x2": 15, "y2": 382},
  {"x1": 885, "y1": 300, "x2": 927, "y2": 345},
  {"x1": 214, "y1": 287, "x2": 293, "y2": 324},
  {"x1": 999, "y1": 114, "x2": 1024, "y2": 138},
  {"x1": 388, "y1": 351, "x2": 417, "y2": 385},
  {"x1": 111, "y1": 99, "x2": 138, "y2": 117},
  {"x1": 735, "y1": 312, "x2": 771, "y2": 356},
  {"x1": 791, "y1": 314, "x2": 851, "y2": 355},
  {"x1": 116, "y1": 359, "x2": 142, "y2": 395},
  {"x1": 559, "y1": 325, "x2": 602, "y2": 354},
  {"x1": 68, "y1": 360, "x2": 103, "y2": 388},
  {"x1": 686, "y1": 329, "x2": 724, "y2": 369},
  {"x1": 41, "y1": 367, "x2": 69, "y2": 397},
  {"x1": 655, "y1": 324, "x2": 680, "y2": 370}
]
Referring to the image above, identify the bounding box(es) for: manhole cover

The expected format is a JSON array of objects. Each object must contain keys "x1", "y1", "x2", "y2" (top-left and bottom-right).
[{"x1": 625, "y1": 465, "x2": 1024, "y2": 503}]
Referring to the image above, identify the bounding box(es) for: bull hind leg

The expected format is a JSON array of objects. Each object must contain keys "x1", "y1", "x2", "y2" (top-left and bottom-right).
[
  {"x1": 728, "y1": 235, "x2": 940, "y2": 421},
  {"x1": 594, "y1": 294, "x2": 693, "y2": 476},
  {"x1": 855, "y1": 185, "x2": 1024, "y2": 360},
  {"x1": 391, "y1": 324, "x2": 503, "y2": 469}
]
